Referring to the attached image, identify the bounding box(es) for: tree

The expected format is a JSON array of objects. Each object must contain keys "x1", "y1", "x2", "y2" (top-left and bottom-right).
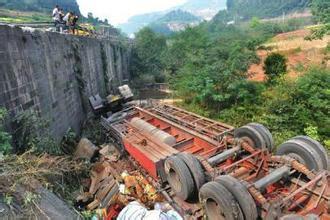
[
  {"x1": 263, "y1": 53, "x2": 287, "y2": 83},
  {"x1": 130, "y1": 27, "x2": 167, "y2": 86},
  {"x1": 250, "y1": 17, "x2": 261, "y2": 29},
  {"x1": 168, "y1": 25, "x2": 261, "y2": 110},
  {"x1": 308, "y1": 0, "x2": 330, "y2": 39}
]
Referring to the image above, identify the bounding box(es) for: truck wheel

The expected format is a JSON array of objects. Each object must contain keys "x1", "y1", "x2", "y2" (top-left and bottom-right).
[
  {"x1": 215, "y1": 175, "x2": 258, "y2": 220},
  {"x1": 248, "y1": 123, "x2": 274, "y2": 152},
  {"x1": 276, "y1": 139, "x2": 324, "y2": 171},
  {"x1": 164, "y1": 156, "x2": 195, "y2": 201},
  {"x1": 234, "y1": 125, "x2": 266, "y2": 150},
  {"x1": 177, "y1": 153, "x2": 205, "y2": 195},
  {"x1": 199, "y1": 181, "x2": 244, "y2": 220},
  {"x1": 293, "y1": 136, "x2": 328, "y2": 170}
]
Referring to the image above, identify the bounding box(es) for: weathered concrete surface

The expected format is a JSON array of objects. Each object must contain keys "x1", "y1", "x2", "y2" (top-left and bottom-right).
[
  {"x1": 0, "y1": 25, "x2": 130, "y2": 141},
  {"x1": 0, "y1": 186, "x2": 82, "y2": 220}
]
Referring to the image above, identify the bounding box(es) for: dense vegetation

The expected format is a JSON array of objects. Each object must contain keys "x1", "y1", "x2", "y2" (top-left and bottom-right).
[
  {"x1": 130, "y1": 0, "x2": 330, "y2": 148},
  {"x1": 0, "y1": 0, "x2": 110, "y2": 27},
  {"x1": 0, "y1": 0, "x2": 80, "y2": 14},
  {"x1": 225, "y1": 0, "x2": 310, "y2": 20},
  {"x1": 130, "y1": 28, "x2": 167, "y2": 87},
  {"x1": 0, "y1": 109, "x2": 11, "y2": 155},
  {"x1": 308, "y1": 0, "x2": 330, "y2": 39},
  {"x1": 217, "y1": 67, "x2": 330, "y2": 146}
]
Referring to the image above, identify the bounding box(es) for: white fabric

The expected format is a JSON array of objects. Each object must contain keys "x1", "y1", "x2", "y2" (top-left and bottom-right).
[
  {"x1": 117, "y1": 202, "x2": 182, "y2": 220},
  {"x1": 63, "y1": 13, "x2": 70, "y2": 22},
  {"x1": 52, "y1": 8, "x2": 60, "y2": 21}
]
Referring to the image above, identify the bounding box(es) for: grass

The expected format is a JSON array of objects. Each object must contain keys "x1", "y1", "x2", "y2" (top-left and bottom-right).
[
  {"x1": 293, "y1": 47, "x2": 302, "y2": 53},
  {"x1": 0, "y1": 9, "x2": 50, "y2": 23},
  {"x1": 293, "y1": 62, "x2": 305, "y2": 72},
  {"x1": 325, "y1": 43, "x2": 330, "y2": 54}
]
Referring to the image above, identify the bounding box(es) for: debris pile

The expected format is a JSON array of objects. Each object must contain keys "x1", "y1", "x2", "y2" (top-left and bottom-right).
[
  {"x1": 76, "y1": 143, "x2": 174, "y2": 219},
  {"x1": 77, "y1": 161, "x2": 119, "y2": 211}
]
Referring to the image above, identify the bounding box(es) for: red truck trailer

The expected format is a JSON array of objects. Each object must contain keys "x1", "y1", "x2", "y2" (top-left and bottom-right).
[{"x1": 102, "y1": 103, "x2": 329, "y2": 219}]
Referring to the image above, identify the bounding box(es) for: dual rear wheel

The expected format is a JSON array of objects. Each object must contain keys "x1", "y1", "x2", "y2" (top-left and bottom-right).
[
  {"x1": 234, "y1": 123, "x2": 274, "y2": 152},
  {"x1": 164, "y1": 153, "x2": 205, "y2": 201},
  {"x1": 235, "y1": 123, "x2": 328, "y2": 171},
  {"x1": 165, "y1": 121, "x2": 328, "y2": 212},
  {"x1": 200, "y1": 175, "x2": 257, "y2": 220},
  {"x1": 276, "y1": 136, "x2": 328, "y2": 171}
]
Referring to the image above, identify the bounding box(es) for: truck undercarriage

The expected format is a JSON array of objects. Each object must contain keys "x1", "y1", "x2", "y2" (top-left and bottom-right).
[{"x1": 101, "y1": 103, "x2": 329, "y2": 220}]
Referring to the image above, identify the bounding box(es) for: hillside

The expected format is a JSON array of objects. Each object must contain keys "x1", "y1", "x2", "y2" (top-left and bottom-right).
[
  {"x1": 0, "y1": 0, "x2": 80, "y2": 14},
  {"x1": 149, "y1": 10, "x2": 202, "y2": 35},
  {"x1": 118, "y1": 0, "x2": 226, "y2": 35},
  {"x1": 249, "y1": 28, "x2": 330, "y2": 81},
  {"x1": 213, "y1": 0, "x2": 310, "y2": 23},
  {"x1": 118, "y1": 12, "x2": 166, "y2": 36},
  {"x1": 0, "y1": 0, "x2": 112, "y2": 28},
  {"x1": 174, "y1": 0, "x2": 227, "y2": 20}
]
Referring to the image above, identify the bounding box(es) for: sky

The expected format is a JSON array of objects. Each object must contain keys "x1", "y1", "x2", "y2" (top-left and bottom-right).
[{"x1": 77, "y1": 0, "x2": 187, "y2": 26}]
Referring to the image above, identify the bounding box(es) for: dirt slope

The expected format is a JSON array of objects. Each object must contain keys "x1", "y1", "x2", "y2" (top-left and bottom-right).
[{"x1": 249, "y1": 29, "x2": 330, "y2": 81}]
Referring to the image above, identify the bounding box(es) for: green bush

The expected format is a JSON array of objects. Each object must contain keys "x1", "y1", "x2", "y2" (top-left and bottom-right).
[
  {"x1": 223, "y1": 67, "x2": 329, "y2": 147},
  {"x1": 0, "y1": 108, "x2": 12, "y2": 154},
  {"x1": 292, "y1": 67, "x2": 330, "y2": 140},
  {"x1": 12, "y1": 110, "x2": 59, "y2": 155},
  {"x1": 264, "y1": 53, "x2": 287, "y2": 83}
]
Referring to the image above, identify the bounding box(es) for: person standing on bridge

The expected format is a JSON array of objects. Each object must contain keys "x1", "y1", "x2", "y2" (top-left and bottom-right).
[{"x1": 52, "y1": 5, "x2": 60, "y2": 32}]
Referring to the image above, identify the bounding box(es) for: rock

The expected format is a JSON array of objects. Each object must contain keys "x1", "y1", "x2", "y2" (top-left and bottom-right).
[
  {"x1": 35, "y1": 187, "x2": 82, "y2": 220},
  {"x1": 74, "y1": 138, "x2": 98, "y2": 160},
  {"x1": 0, "y1": 186, "x2": 81, "y2": 220}
]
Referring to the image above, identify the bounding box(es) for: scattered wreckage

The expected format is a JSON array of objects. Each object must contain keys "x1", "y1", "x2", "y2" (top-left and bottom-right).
[{"x1": 86, "y1": 85, "x2": 329, "y2": 219}]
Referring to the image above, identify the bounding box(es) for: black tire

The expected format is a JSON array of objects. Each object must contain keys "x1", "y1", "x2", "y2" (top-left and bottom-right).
[
  {"x1": 234, "y1": 125, "x2": 266, "y2": 150},
  {"x1": 177, "y1": 153, "x2": 205, "y2": 192},
  {"x1": 164, "y1": 156, "x2": 195, "y2": 201},
  {"x1": 248, "y1": 123, "x2": 274, "y2": 152},
  {"x1": 276, "y1": 139, "x2": 324, "y2": 171},
  {"x1": 293, "y1": 136, "x2": 328, "y2": 170},
  {"x1": 215, "y1": 175, "x2": 258, "y2": 220},
  {"x1": 199, "y1": 181, "x2": 244, "y2": 220}
]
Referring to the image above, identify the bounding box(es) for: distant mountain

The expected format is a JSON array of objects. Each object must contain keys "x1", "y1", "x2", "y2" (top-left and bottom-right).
[
  {"x1": 0, "y1": 0, "x2": 80, "y2": 14},
  {"x1": 149, "y1": 10, "x2": 202, "y2": 35},
  {"x1": 118, "y1": 0, "x2": 227, "y2": 35},
  {"x1": 118, "y1": 12, "x2": 166, "y2": 36},
  {"x1": 175, "y1": 0, "x2": 227, "y2": 20}
]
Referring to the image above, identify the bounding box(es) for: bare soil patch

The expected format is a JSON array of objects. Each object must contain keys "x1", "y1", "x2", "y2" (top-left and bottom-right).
[{"x1": 249, "y1": 28, "x2": 330, "y2": 81}]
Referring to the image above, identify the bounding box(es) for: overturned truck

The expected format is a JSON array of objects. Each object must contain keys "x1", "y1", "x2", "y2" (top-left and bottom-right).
[{"x1": 102, "y1": 104, "x2": 329, "y2": 219}]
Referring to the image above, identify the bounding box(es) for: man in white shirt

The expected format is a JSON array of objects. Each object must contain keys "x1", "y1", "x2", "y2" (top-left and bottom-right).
[{"x1": 52, "y1": 5, "x2": 60, "y2": 31}]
